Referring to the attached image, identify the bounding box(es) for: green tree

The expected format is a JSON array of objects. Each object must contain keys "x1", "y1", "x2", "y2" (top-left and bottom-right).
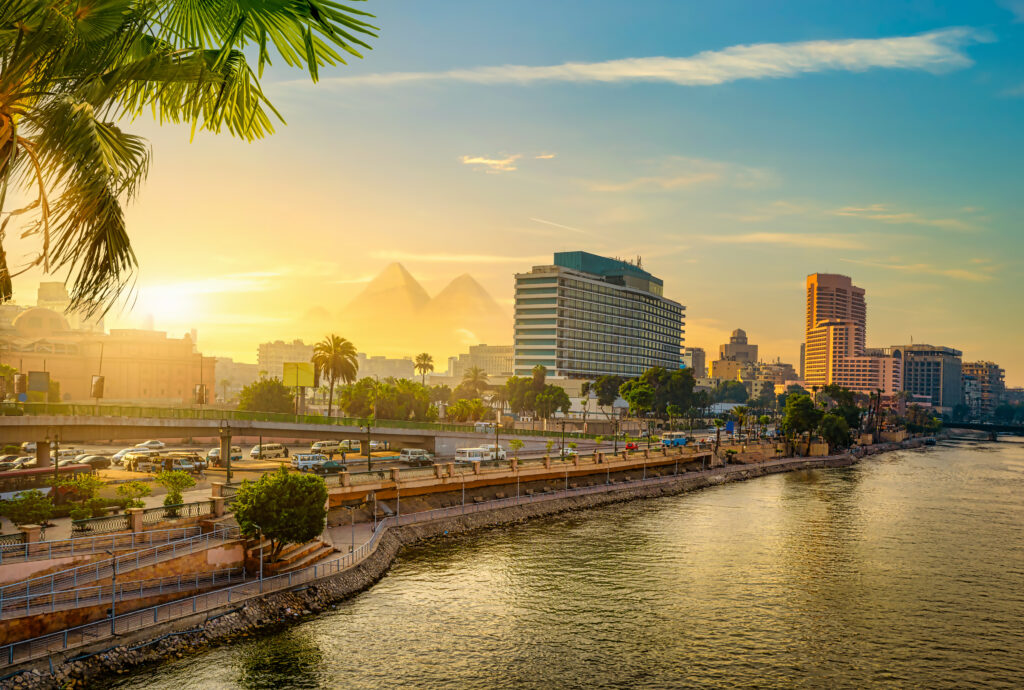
[
  {"x1": 0, "y1": 0, "x2": 378, "y2": 310},
  {"x1": 732, "y1": 405, "x2": 749, "y2": 436},
  {"x1": 116, "y1": 480, "x2": 151, "y2": 509},
  {"x1": 535, "y1": 385, "x2": 570, "y2": 419},
  {"x1": 430, "y1": 384, "x2": 453, "y2": 405},
  {"x1": 233, "y1": 467, "x2": 327, "y2": 562},
  {"x1": 619, "y1": 381, "x2": 655, "y2": 417},
  {"x1": 782, "y1": 394, "x2": 824, "y2": 454},
  {"x1": 414, "y1": 353, "x2": 434, "y2": 385},
  {"x1": 461, "y1": 366, "x2": 489, "y2": 398},
  {"x1": 238, "y1": 377, "x2": 294, "y2": 414},
  {"x1": 545, "y1": 440, "x2": 555, "y2": 456},
  {"x1": 593, "y1": 375, "x2": 625, "y2": 413},
  {"x1": 311, "y1": 334, "x2": 358, "y2": 418},
  {"x1": 3, "y1": 489, "x2": 52, "y2": 525},
  {"x1": 666, "y1": 403, "x2": 683, "y2": 431},
  {"x1": 509, "y1": 439, "x2": 524, "y2": 461},
  {"x1": 711, "y1": 380, "x2": 748, "y2": 403},
  {"x1": 531, "y1": 365, "x2": 548, "y2": 392},
  {"x1": 156, "y1": 470, "x2": 196, "y2": 508},
  {"x1": 758, "y1": 414, "x2": 771, "y2": 437},
  {"x1": 55, "y1": 473, "x2": 105, "y2": 502},
  {"x1": 817, "y1": 413, "x2": 852, "y2": 451}
]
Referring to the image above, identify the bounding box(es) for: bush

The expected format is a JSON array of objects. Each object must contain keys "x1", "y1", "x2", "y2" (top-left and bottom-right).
[
  {"x1": 3, "y1": 490, "x2": 53, "y2": 526},
  {"x1": 69, "y1": 505, "x2": 91, "y2": 521},
  {"x1": 2, "y1": 444, "x2": 20, "y2": 454},
  {"x1": 156, "y1": 470, "x2": 196, "y2": 507},
  {"x1": 233, "y1": 467, "x2": 327, "y2": 562},
  {"x1": 116, "y1": 481, "x2": 152, "y2": 509},
  {"x1": 86, "y1": 497, "x2": 107, "y2": 517}
]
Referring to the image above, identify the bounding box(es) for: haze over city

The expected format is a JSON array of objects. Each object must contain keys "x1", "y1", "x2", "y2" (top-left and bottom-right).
[{"x1": 5, "y1": 0, "x2": 1023, "y2": 383}]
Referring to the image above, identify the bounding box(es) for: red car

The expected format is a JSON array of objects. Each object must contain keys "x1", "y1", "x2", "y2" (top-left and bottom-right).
[{"x1": 625, "y1": 442, "x2": 639, "y2": 451}]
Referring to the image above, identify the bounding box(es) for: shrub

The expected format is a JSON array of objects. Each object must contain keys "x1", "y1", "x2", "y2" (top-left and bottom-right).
[
  {"x1": 233, "y1": 467, "x2": 327, "y2": 562},
  {"x1": 3, "y1": 490, "x2": 53, "y2": 526},
  {"x1": 69, "y1": 505, "x2": 91, "y2": 522},
  {"x1": 156, "y1": 470, "x2": 196, "y2": 507},
  {"x1": 116, "y1": 481, "x2": 152, "y2": 509}
]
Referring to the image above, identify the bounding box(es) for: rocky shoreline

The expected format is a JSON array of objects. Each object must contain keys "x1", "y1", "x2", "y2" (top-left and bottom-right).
[{"x1": 0, "y1": 438, "x2": 932, "y2": 689}]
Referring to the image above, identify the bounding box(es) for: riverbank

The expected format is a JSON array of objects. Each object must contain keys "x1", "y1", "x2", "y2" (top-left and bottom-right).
[{"x1": 0, "y1": 438, "x2": 932, "y2": 689}]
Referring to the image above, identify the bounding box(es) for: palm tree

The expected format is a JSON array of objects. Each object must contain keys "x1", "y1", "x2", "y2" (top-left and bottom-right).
[
  {"x1": 414, "y1": 353, "x2": 434, "y2": 385},
  {"x1": 0, "y1": 2, "x2": 377, "y2": 311},
  {"x1": 462, "y1": 366, "x2": 489, "y2": 398},
  {"x1": 311, "y1": 335, "x2": 358, "y2": 418},
  {"x1": 219, "y1": 379, "x2": 231, "y2": 403}
]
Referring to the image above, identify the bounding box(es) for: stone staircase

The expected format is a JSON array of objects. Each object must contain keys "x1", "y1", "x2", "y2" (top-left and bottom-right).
[{"x1": 247, "y1": 538, "x2": 336, "y2": 575}]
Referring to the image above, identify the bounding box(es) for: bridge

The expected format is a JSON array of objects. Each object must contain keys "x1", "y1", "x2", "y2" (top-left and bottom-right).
[
  {"x1": 943, "y1": 422, "x2": 1024, "y2": 439},
  {"x1": 0, "y1": 403, "x2": 596, "y2": 459}
]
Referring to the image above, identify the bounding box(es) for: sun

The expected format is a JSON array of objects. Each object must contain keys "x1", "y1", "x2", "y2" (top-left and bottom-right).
[{"x1": 135, "y1": 285, "x2": 197, "y2": 324}]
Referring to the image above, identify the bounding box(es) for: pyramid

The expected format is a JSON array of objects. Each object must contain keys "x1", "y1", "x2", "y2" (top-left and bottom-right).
[
  {"x1": 345, "y1": 263, "x2": 430, "y2": 316},
  {"x1": 421, "y1": 274, "x2": 512, "y2": 351}
]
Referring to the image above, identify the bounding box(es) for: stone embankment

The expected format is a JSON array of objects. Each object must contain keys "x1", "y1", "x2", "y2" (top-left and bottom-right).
[{"x1": 0, "y1": 437, "x2": 933, "y2": 689}]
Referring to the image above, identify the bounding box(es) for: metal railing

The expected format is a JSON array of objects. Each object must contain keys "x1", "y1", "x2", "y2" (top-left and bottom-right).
[
  {"x1": 70, "y1": 513, "x2": 130, "y2": 535},
  {"x1": 141, "y1": 501, "x2": 214, "y2": 526},
  {"x1": 15, "y1": 403, "x2": 599, "y2": 439},
  {"x1": 0, "y1": 527, "x2": 240, "y2": 608},
  {"x1": 0, "y1": 567, "x2": 245, "y2": 618},
  {"x1": 0, "y1": 527, "x2": 202, "y2": 564},
  {"x1": 0, "y1": 533, "x2": 27, "y2": 554}
]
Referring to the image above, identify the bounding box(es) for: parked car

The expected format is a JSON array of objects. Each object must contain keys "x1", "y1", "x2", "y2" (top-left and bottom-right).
[
  {"x1": 399, "y1": 448, "x2": 435, "y2": 466},
  {"x1": 291, "y1": 453, "x2": 328, "y2": 472},
  {"x1": 311, "y1": 440, "x2": 340, "y2": 453},
  {"x1": 207, "y1": 446, "x2": 243, "y2": 463},
  {"x1": 57, "y1": 458, "x2": 83, "y2": 467},
  {"x1": 167, "y1": 452, "x2": 205, "y2": 473},
  {"x1": 625, "y1": 442, "x2": 639, "y2": 451},
  {"x1": 368, "y1": 440, "x2": 389, "y2": 451},
  {"x1": 250, "y1": 443, "x2": 288, "y2": 459},
  {"x1": 0, "y1": 454, "x2": 21, "y2": 464},
  {"x1": 20, "y1": 441, "x2": 36, "y2": 453},
  {"x1": 135, "y1": 440, "x2": 166, "y2": 450},
  {"x1": 122, "y1": 450, "x2": 158, "y2": 471},
  {"x1": 0, "y1": 459, "x2": 26, "y2": 472},
  {"x1": 77, "y1": 455, "x2": 111, "y2": 470},
  {"x1": 340, "y1": 440, "x2": 362, "y2": 452},
  {"x1": 56, "y1": 448, "x2": 80, "y2": 459},
  {"x1": 111, "y1": 447, "x2": 138, "y2": 465},
  {"x1": 314, "y1": 460, "x2": 349, "y2": 474}
]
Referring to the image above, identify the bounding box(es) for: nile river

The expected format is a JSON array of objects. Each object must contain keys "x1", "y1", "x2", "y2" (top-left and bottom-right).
[{"x1": 108, "y1": 440, "x2": 1023, "y2": 688}]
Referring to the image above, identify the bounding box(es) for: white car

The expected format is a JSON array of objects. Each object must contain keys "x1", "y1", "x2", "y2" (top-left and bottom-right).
[
  {"x1": 311, "y1": 440, "x2": 340, "y2": 453},
  {"x1": 20, "y1": 441, "x2": 36, "y2": 453},
  {"x1": 136, "y1": 440, "x2": 166, "y2": 450},
  {"x1": 207, "y1": 446, "x2": 243, "y2": 462}
]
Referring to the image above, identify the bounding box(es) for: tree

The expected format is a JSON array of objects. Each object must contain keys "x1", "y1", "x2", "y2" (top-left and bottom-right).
[
  {"x1": 758, "y1": 414, "x2": 771, "y2": 438},
  {"x1": 531, "y1": 365, "x2": 548, "y2": 392},
  {"x1": 713, "y1": 419, "x2": 725, "y2": 454},
  {"x1": 219, "y1": 379, "x2": 231, "y2": 403},
  {"x1": 430, "y1": 385, "x2": 453, "y2": 405},
  {"x1": 414, "y1": 353, "x2": 434, "y2": 385},
  {"x1": 3, "y1": 490, "x2": 52, "y2": 525},
  {"x1": 156, "y1": 470, "x2": 196, "y2": 508},
  {"x1": 619, "y1": 381, "x2": 655, "y2": 417},
  {"x1": 993, "y1": 403, "x2": 1016, "y2": 424},
  {"x1": 666, "y1": 403, "x2": 683, "y2": 431},
  {"x1": 732, "y1": 405, "x2": 749, "y2": 436},
  {"x1": 782, "y1": 394, "x2": 824, "y2": 454},
  {"x1": 535, "y1": 385, "x2": 571, "y2": 419},
  {"x1": 232, "y1": 467, "x2": 327, "y2": 562},
  {"x1": 0, "y1": 1, "x2": 378, "y2": 311},
  {"x1": 712, "y1": 380, "x2": 748, "y2": 403},
  {"x1": 461, "y1": 366, "x2": 489, "y2": 398},
  {"x1": 594, "y1": 375, "x2": 625, "y2": 414},
  {"x1": 238, "y1": 377, "x2": 294, "y2": 414},
  {"x1": 818, "y1": 413, "x2": 852, "y2": 451},
  {"x1": 509, "y1": 439, "x2": 524, "y2": 461},
  {"x1": 311, "y1": 334, "x2": 358, "y2": 418},
  {"x1": 116, "y1": 480, "x2": 151, "y2": 509}
]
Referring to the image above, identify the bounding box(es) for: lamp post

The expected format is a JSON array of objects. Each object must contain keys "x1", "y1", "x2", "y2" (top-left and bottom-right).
[
  {"x1": 256, "y1": 525, "x2": 264, "y2": 593},
  {"x1": 105, "y1": 550, "x2": 116, "y2": 635},
  {"x1": 560, "y1": 419, "x2": 565, "y2": 459},
  {"x1": 218, "y1": 419, "x2": 232, "y2": 485}
]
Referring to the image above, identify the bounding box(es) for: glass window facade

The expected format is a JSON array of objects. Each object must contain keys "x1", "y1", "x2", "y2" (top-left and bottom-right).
[{"x1": 514, "y1": 253, "x2": 684, "y2": 379}]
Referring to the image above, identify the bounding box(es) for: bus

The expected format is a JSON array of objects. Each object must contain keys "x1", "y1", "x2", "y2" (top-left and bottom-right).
[
  {"x1": 660, "y1": 432, "x2": 689, "y2": 448},
  {"x1": 0, "y1": 465, "x2": 94, "y2": 502}
]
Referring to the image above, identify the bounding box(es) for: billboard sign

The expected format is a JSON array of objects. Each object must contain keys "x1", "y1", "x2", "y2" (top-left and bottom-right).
[
  {"x1": 27, "y1": 371, "x2": 50, "y2": 393},
  {"x1": 283, "y1": 362, "x2": 315, "y2": 388}
]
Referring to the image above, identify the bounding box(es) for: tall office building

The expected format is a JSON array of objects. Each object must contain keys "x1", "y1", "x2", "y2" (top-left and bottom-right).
[
  {"x1": 803, "y1": 273, "x2": 901, "y2": 394},
  {"x1": 961, "y1": 361, "x2": 1005, "y2": 419},
  {"x1": 449, "y1": 344, "x2": 515, "y2": 379},
  {"x1": 257, "y1": 339, "x2": 314, "y2": 380},
  {"x1": 890, "y1": 344, "x2": 963, "y2": 412},
  {"x1": 514, "y1": 251, "x2": 684, "y2": 379},
  {"x1": 719, "y1": 328, "x2": 758, "y2": 363}
]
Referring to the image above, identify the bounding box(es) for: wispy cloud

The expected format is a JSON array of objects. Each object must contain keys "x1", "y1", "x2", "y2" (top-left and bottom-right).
[
  {"x1": 724, "y1": 200, "x2": 808, "y2": 223},
  {"x1": 999, "y1": 82, "x2": 1024, "y2": 97},
  {"x1": 841, "y1": 258, "x2": 995, "y2": 282},
  {"x1": 529, "y1": 217, "x2": 587, "y2": 234},
  {"x1": 832, "y1": 204, "x2": 975, "y2": 230},
  {"x1": 371, "y1": 251, "x2": 547, "y2": 264},
  {"x1": 703, "y1": 232, "x2": 862, "y2": 249},
  {"x1": 590, "y1": 156, "x2": 773, "y2": 193},
  {"x1": 999, "y1": 1, "x2": 1024, "y2": 22},
  {"x1": 318, "y1": 28, "x2": 989, "y2": 88},
  {"x1": 460, "y1": 154, "x2": 521, "y2": 173},
  {"x1": 535, "y1": 153, "x2": 557, "y2": 160}
]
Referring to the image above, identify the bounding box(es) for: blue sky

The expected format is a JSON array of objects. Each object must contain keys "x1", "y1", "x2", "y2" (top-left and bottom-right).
[{"x1": 12, "y1": 0, "x2": 1023, "y2": 382}]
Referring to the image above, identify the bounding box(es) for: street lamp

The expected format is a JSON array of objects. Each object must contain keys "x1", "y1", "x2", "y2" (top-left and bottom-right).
[
  {"x1": 105, "y1": 549, "x2": 116, "y2": 635},
  {"x1": 218, "y1": 419, "x2": 232, "y2": 485}
]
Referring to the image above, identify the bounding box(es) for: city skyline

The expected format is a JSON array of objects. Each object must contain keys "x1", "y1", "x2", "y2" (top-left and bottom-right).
[{"x1": 4, "y1": 0, "x2": 1022, "y2": 384}]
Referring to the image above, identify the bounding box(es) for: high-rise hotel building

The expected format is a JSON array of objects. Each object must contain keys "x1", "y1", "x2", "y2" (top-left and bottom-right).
[
  {"x1": 514, "y1": 252, "x2": 684, "y2": 379},
  {"x1": 804, "y1": 273, "x2": 901, "y2": 394}
]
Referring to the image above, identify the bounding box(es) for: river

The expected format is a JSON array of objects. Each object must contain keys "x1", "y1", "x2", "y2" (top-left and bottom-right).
[{"x1": 106, "y1": 439, "x2": 1024, "y2": 688}]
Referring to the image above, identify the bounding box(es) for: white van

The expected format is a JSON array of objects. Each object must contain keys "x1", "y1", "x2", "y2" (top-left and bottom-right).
[
  {"x1": 291, "y1": 453, "x2": 328, "y2": 472},
  {"x1": 250, "y1": 443, "x2": 288, "y2": 459},
  {"x1": 311, "y1": 440, "x2": 340, "y2": 453},
  {"x1": 340, "y1": 440, "x2": 362, "y2": 452},
  {"x1": 399, "y1": 448, "x2": 434, "y2": 466}
]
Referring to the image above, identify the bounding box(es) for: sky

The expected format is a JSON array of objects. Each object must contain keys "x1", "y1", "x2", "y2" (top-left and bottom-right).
[{"x1": 8, "y1": 0, "x2": 1024, "y2": 384}]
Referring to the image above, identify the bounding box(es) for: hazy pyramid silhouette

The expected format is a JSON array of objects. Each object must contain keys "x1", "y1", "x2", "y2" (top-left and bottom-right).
[
  {"x1": 422, "y1": 273, "x2": 511, "y2": 350},
  {"x1": 341, "y1": 263, "x2": 430, "y2": 325}
]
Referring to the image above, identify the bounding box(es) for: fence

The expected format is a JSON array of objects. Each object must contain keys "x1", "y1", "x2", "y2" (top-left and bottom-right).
[
  {"x1": 16, "y1": 403, "x2": 598, "y2": 440},
  {"x1": 0, "y1": 527, "x2": 202, "y2": 565},
  {"x1": 141, "y1": 501, "x2": 214, "y2": 526},
  {"x1": 0, "y1": 457, "x2": 739, "y2": 668},
  {"x1": 70, "y1": 513, "x2": 130, "y2": 535},
  {"x1": 0, "y1": 568, "x2": 245, "y2": 618},
  {"x1": 0, "y1": 534, "x2": 26, "y2": 557},
  {"x1": 0, "y1": 527, "x2": 240, "y2": 608}
]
